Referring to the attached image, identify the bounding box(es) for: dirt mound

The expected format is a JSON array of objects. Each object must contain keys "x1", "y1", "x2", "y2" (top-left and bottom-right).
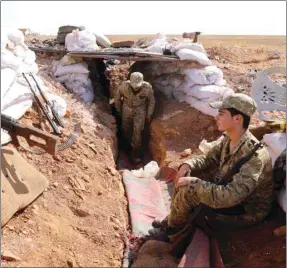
[{"x1": 1, "y1": 57, "x2": 128, "y2": 267}]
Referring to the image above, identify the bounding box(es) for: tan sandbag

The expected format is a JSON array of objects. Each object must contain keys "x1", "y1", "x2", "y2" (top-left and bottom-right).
[{"x1": 1, "y1": 146, "x2": 49, "y2": 227}]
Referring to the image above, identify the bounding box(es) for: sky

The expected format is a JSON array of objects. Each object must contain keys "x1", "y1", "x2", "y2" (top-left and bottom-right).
[{"x1": 1, "y1": 1, "x2": 286, "y2": 35}]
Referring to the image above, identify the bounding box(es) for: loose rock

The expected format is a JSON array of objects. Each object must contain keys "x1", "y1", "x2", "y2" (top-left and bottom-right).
[{"x1": 1, "y1": 250, "x2": 21, "y2": 262}]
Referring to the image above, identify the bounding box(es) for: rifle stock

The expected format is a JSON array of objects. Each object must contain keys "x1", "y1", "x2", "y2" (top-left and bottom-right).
[{"x1": 1, "y1": 114, "x2": 59, "y2": 155}]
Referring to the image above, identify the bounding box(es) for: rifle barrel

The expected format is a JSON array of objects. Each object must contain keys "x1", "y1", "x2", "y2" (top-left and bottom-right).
[
  {"x1": 22, "y1": 73, "x2": 61, "y2": 135},
  {"x1": 29, "y1": 73, "x2": 65, "y2": 128}
]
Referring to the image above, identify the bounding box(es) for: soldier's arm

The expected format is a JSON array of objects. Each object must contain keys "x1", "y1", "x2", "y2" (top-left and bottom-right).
[
  {"x1": 181, "y1": 137, "x2": 224, "y2": 174},
  {"x1": 114, "y1": 83, "x2": 125, "y2": 114},
  {"x1": 146, "y1": 85, "x2": 155, "y2": 118},
  {"x1": 191, "y1": 154, "x2": 266, "y2": 208}
]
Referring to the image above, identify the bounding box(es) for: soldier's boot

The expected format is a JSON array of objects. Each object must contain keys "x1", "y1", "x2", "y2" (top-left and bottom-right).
[{"x1": 131, "y1": 148, "x2": 141, "y2": 165}]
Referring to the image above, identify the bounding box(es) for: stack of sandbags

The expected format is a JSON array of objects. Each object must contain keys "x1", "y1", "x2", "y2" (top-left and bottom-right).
[
  {"x1": 93, "y1": 32, "x2": 111, "y2": 48},
  {"x1": 65, "y1": 29, "x2": 99, "y2": 52},
  {"x1": 1, "y1": 28, "x2": 67, "y2": 145},
  {"x1": 52, "y1": 55, "x2": 95, "y2": 103},
  {"x1": 57, "y1": 25, "x2": 85, "y2": 44},
  {"x1": 130, "y1": 36, "x2": 234, "y2": 117},
  {"x1": 1, "y1": 28, "x2": 38, "y2": 76}
]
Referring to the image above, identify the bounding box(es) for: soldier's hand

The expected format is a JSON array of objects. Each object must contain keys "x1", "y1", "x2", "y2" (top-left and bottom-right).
[
  {"x1": 175, "y1": 164, "x2": 191, "y2": 188},
  {"x1": 177, "y1": 177, "x2": 199, "y2": 187}
]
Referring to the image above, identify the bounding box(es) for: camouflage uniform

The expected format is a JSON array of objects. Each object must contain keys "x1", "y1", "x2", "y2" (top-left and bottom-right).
[
  {"x1": 114, "y1": 76, "x2": 155, "y2": 150},
  {"x1": 168, "y1": 94, "x2": 274, "y2": 230}
]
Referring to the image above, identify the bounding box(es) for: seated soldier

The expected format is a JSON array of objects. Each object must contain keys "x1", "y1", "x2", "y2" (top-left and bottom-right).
[{"x1": 150, "y1": 93, "x2": 274, "y2": 241}]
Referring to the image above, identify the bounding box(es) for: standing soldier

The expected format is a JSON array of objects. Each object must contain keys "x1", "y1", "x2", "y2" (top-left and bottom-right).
[{"x1": 114, "y1": 72, "x2": 155, "y2": 164}]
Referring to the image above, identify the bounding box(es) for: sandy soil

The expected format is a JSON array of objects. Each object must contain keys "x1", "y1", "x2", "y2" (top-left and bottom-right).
[{"x1": 1, "y1": 34, "x2": 286, "y2": 267}]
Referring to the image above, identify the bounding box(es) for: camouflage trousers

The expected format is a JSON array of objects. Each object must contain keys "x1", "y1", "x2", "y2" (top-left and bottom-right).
[
  {"x1": 168, "y1": 185, "x2": 267, "y2": 233},
  {"x1": 121, "y1": 104, "x2": 146, "y2": 150}
]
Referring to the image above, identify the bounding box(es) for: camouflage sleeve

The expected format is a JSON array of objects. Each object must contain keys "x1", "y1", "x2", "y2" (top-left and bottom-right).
[
  {"x1": 191, "y1": 155, "x2": 265, "y2": 208},
  {"x1": 183, "y1": 137, "x2": 223, "y2": 173},
  {"x1": 114, "y1": 82, "x2": 125, "y2": 114},
  {"x1": 146, "y1": 85, "x2": 155, "y2": 118}
]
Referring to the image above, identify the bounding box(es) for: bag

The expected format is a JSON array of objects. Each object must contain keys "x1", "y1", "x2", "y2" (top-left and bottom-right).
[
  {"x1": 183, "y1": 66, "x2": 225, "y2": 86},
  {"x1": 54, "y1": 62, "x2": 89, "y2": 76},
  {"x1": 176, "y1": 48, "x2": 212, "y2": 66},
  {"x1": 65, "y1": 29, "x2": 99, "y2": 52}
]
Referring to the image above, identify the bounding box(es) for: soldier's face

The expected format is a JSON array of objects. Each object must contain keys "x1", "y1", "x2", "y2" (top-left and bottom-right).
[
  {"x1": 216, "y1": 109, "x2": 238, "y2": 131},
  {"x1": 132, "y1": 85, "x2": 141, "y2": 91}
]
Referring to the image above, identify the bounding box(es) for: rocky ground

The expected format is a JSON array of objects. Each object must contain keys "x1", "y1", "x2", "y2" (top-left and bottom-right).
[{"x1": 1, "y1": 35, "x2": 286, "y2": 267}]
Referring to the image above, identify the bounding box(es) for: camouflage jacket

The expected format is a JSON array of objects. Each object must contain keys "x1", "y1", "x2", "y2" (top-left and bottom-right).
[
  {"x1": 114, "y1": 81, "x2": 155, "y2": 117},
  {"x1": 184, "y1": 130, "x2": 274, "y2": 222}
]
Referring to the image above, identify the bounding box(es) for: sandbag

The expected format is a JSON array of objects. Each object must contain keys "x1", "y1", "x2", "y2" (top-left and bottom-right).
[
  {"x1": 1, "y1": 49, "x2": 22, "y2": 70},
  {"x1": 12, "y1": 44, "x2": 29, "y2": 58},
  {"x1": 184, "y1": 95, "x2": 218, "y2": 117},
  {"x1": 1, "y1": 146, "x2": 49, "y2": 227},
  {"x1": 183, "y1": 66, "x2": 226, "y2": 86},
  {"x1": 54, "y1": 62, "x2": 89, "y2": 76},
  {"x1": 1, "y1": 29, "x2": 8, "y2": 50},
  {"x1": 93, "y1": 32, "x2": 111, "y2": 48},
  {"x1": 263, "y1": 133, "x2": 286, "y2": 158},
  {"x1": 171, "y1": 42, "x2": 207, "y2": 54},
  {"x1": 176, "y1": 48, "x2": 212, "y2": 66},
  {"x1": 65, "y1": 29, "x2": 99, "y2": 52},
  {"x1": 187, "y1": 85, "x2": 234, "y2": 102},
  {"x1": 55, "y1": 73, "x2": 89, "y2": 85},
  {"x1": 1, "y1": 68, "x2": 16, "y2": 99},
  {"x1": 145, "y1": 33, "x2": 169, "y2": 53},
  {"x1": 6, "y1": 28, "x2": 25, "y2": 45}
]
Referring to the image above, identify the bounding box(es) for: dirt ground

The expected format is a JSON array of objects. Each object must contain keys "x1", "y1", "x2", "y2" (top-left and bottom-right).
[{"x1": 1, "y1": 35, "x2": 286, "y2": 267}]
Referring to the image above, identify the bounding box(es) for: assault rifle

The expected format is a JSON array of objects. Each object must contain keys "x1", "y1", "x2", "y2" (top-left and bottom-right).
[{"x1": 1, "y1": 114, "x2": 59, "y2": 155}]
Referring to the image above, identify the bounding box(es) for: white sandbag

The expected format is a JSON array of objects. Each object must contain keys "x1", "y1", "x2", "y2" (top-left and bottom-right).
[
  {"x1": 183, "y1": 66, "x2": 225, "y2": 86},
  {"x1": 131, "y1": 161, "x2": 159, "y2": 178},
  {"x1": 45, "y1": 92, "x2": 67, "y2": 117},
  {"x1": 54, "y1": 62, "x2": 89, "y2": 77},
  {"x1": 12, "y1": 44, "x2": 29, "y2": 58},
  {"x1": 55, "y1": 73, "x2": 89, "y2": 84},
  {"x1": 1, "y1": 98, "x2": 33, "y2": 120},
  {"x1": 171, "y1": 42, "x2": 207, "y2": 55},
  {"x1": 145, "y1": 33, "x2": 169, "y2": 53},
  {"x1": 184, "y1": 95, "x2": 218, "y2": 117},
  {"x1": 65, "y1": 29, "x2": 99, "y2": 52},
  {"x1": 23, "y1": 50, "x2": 36, "y2": 65},
  {"x1": 17, "y1": 61, "x2": 39, "y2": 75},
  {"x1": 81, "y1": 89, "x2": 95, "y2": 103},
  {"x1": 277, "y1": 187, "x2": 286, "y2": 212},
  {"x1": 187, "y1": 85, "x2": 234, "y2": 102},
  {"x1": 266, "y1": 146, "x2": 278, "y2": 166},
  {"x1": 262, "y1": 133, "x2": 286, "y2": 158},
  {"x1": 6, "y1": 28, "x2": 25, "y2": 45},
  {"x1": 176, "y1": 49, "x2": 212, "y2": 66},
  {"x1": 1, "y1": 29, "x2": 8, "y2": 50},
  {"x1": 1, "y1": 68, "x2": 16, "y2": 99},
  {"x1": 1, "y1": 130, "x2": 11, "y2": 145},
  {"x1": 93, "y1": 32, "x2": 111, "y2": 48},
  {"x1": 172, "y1": 90, "x2": 186, "y2": 103},
  {"x1": 1, "y1": 49, "x2": 22, "y2": 70},
  {"x1": 175, "y1": 81, "x2": 196, "y2": 94}
]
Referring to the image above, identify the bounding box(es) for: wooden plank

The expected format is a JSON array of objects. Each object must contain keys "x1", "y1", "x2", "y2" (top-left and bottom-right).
[{"x1": 28, "y1": 46, "x2": 67, "y2": 54}]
